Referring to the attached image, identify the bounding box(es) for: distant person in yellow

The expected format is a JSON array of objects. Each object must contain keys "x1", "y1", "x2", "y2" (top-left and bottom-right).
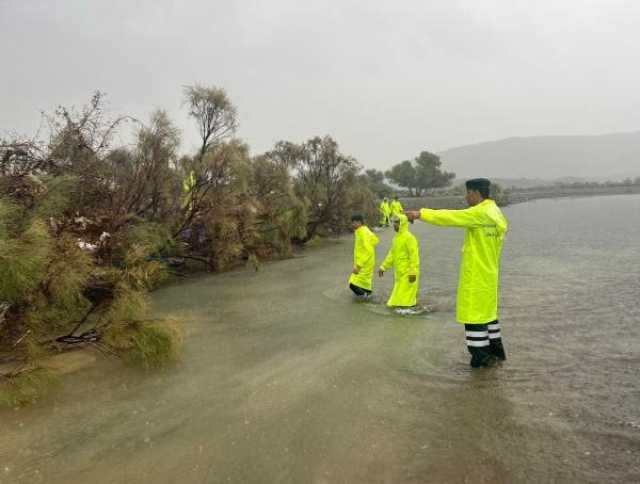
[
  {"x1": 378, "y1": 214, "x2": 420, "y2": 314},
  {"x1": 349, "y1": 214, "x2": 379, "y2": 298},
  {"x1": 406, "y1": 178, "x2": 508, "y2": 368},
  {"x1": 379, "y1": 197, "x2": 391, "y2": 226},
  {"x1": 390, "y1": 195, "x2": 403, "y2": 217}
]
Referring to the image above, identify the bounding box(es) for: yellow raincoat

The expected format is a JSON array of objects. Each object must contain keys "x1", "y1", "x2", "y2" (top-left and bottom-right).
[
  {"x1": 390, "y1": 199, "x2": 403, "y2": 216},
  {"x1": 181, "y1": 171, "x2": 197, "y2": 209},
  {"x1": 419, "y1": 199, "x2": 508, "y2": 324},
  {"x1": 349, "y1": 225, "x2": 379, "y2": 291},
  {"x1": 379, "y1": 200, "x2": 391, "y2": 225},
  {"x1": 380, "y1": 214, "x2": 420, "y2": 307}
]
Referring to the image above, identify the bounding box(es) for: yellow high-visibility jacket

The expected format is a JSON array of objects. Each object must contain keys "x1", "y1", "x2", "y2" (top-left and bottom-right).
[
  {"x1": 181, "y1": 171, "x2": 197, "y2": 209},
  {"x1": 390, "y1": 199, "x2": 403, "y2": 216},
  {"x1": 379, "y1": 200, "x2": 391, "y2": 224},
  {"x1": 380, "y1": 214, "x2": 420, "y2": 307},
  {"x1": 349, "y1": 225, "x2": 379, "y2": 291},
  {"x1": 419, "y1": 199, "x2": 508, "y2": 324}
]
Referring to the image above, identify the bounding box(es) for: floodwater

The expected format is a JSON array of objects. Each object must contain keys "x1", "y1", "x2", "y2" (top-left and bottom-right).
[{"x1": 1, "y1": 195, "x2": 640, "y2": 483}]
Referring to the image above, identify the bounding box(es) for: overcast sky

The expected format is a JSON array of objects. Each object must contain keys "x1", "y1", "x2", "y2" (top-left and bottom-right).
[{"x1": 2, "y1": 0, "x2": 640, "y2": 170}]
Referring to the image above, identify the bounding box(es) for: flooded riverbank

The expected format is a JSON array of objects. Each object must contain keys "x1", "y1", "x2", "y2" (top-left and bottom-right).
[{"x1": 1, "y1": 195, "x2": 639, "y2": 483}]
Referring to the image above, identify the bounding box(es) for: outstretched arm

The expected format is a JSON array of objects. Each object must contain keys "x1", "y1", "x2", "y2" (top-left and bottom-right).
[{"x1": 407, "y1": 206, "x2": 483, "y2": 228}]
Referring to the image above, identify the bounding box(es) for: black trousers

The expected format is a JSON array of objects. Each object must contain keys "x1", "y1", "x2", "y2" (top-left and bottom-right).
[
  {"x1": 349, "y1": 283, "x2": 371, "y2": 296},
  {"x1": 465, "y1": 320, "x2": 506, "y2": 366}
]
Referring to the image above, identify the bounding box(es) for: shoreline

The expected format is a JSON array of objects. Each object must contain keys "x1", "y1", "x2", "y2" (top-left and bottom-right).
[
  {"x1": 400, "y1": 185, "x2": 640, "y2": 209},
  {"x1": 3, "y1": 188, "x2": 638, "y2": 405}
]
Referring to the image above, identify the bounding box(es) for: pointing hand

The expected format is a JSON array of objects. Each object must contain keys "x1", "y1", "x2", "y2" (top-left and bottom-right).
[{"x1": 405, "y1": 211, "x2": 420, "y2": 222}]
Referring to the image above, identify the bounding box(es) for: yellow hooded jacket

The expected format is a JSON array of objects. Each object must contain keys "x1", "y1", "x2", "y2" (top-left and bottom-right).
[
  {"x1": 349, "y1": 225, "x2": 380, "y2": 291},
  {"x1": 380, "y1": 214, "x2": 420, "y2": 307},
  {"x1": 379, "y1": 200, "x2": 391, "y2": 224},
  {"x1": 419, "y1": 199, "x2": 508, "y2": 324},
  {"x1": 390, "y1": 199, "x2": 403, "y2": 216}
]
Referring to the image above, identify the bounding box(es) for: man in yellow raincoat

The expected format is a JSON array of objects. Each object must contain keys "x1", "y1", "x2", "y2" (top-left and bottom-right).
[
  {"x1": 379, "y1": 198, "x2": 391, "y2": 226},
  {"x1": 349, "y1": 214, "x2": 380, "y2": 298},
  {"x1": 407, "y1": 178, "x2": 508, "y2": 367},
  {"x1": 378, "y1": 213, "x2": 420, "y2": 313},
  {"x1": 390, "y1": 195, "x2": 403, "y2": 217}
]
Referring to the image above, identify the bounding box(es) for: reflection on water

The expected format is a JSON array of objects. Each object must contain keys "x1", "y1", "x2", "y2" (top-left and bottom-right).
[{"x1": 1, "y1": 195, "x2": 639, "y2": 483}]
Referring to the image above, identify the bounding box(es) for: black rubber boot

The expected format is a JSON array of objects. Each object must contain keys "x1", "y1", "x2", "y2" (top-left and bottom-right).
[
  {"x1": 469, "y1": 348, "x2": 497, "y2": 368},
  {"x1": 488, "y1": 339, "x2": 506, "y2": 361}
]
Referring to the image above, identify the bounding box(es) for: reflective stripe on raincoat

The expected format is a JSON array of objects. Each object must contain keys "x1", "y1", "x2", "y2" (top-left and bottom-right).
[
  {"x1": 390, "y1": 199, "x2": 403, "y2": 216},
  {"x1": 380, "y1": 214, "x2": 420, "y2": 307},
  {"x1": 349, "y1": 225, "x2": 379, "y2": 291},
  {"x1": 419, "y1": 199, "x2": 508, "y2": 324}
]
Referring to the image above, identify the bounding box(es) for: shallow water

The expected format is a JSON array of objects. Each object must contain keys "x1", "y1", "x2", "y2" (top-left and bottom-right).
[{"x1": 1, "y1": 195, "x2": 639, "y2": 483}]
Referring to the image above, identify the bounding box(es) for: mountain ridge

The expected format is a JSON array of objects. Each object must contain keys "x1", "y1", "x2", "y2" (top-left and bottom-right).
[{"x1": 438, "y1": 131, "x2": 640, "y2": 180}]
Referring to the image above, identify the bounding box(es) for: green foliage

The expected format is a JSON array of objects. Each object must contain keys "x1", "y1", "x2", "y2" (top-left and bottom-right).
[
  {"x1": 0, "y1": 213, "x2": 51, "y2": 304},
  {"x1": 346, "y1": 175, "x2": 379, "y2": 226},
  {"x1": 362, "y1": 169, "x2": 393, "y2": 198},
  {"x1": 123, "y1": 223, "x2": 177, "y2": 260},
  {"x1": 46, "y1": 235, "x2": 93, "y2": 308},
  {"x1": 385, "y1": 160, "x2": 417, "y2": 194},
  {"x1": 267, "y1": 135, "x2": 372, "y2": 241},
  {"x1": 32, "y1": 176, "x2": 79, "y2": 221},
  {"x1": 0, "y1": 368, "x2": 58, "y2": 407},
  {"x1": 183, "y1": 85, "x2": 238, "y2": 157},
  {"x1": 249, "y1": 155, "x2": 308, "y2": 256},
  {"x1": 0, "y1": 87, "x2": 383, "y2": 395},
  {"x1": 0, "y1": 202, "x2": 94, "y2": 359},
  {"x1": 103, "y1": 320, "x2": 183, "y2": 369},
  {"x1": 386, "y1": 151, "x2": 455, "y2": 196},
  {"x1": 413, "y1": 151, "x2": 455, "y2": 195}
]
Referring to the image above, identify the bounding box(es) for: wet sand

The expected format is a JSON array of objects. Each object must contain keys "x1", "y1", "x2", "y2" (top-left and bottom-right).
[{"x1": 1, "y1": 195, "x2": 639, "y2": 483}]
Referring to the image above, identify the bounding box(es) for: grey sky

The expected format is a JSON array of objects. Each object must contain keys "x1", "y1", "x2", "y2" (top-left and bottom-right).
[{"x1": 2, "y1": 0, "x2": 640, "y2": 170}]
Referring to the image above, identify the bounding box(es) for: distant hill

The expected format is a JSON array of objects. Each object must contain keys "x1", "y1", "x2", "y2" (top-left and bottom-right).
[{"x1": 438, "y1": 131, "x2": 640, "y2": 181}]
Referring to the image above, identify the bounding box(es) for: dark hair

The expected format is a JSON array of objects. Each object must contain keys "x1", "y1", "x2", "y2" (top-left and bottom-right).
[
  {"x1": 351, "y1": 213, "x2": 364, "y2": 223},
  {"x1": 465, "y1": 178, "x2": 491, "y2": 198}
]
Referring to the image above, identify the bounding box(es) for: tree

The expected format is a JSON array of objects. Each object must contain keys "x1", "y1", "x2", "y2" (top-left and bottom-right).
[
  {"x1": 183, "y1": 85, "x2": 238, "y2": 159},
  {"x1": 266, "y1": 136, "x2": 376, "y2": 240},
  {"x1": 103, "y1": 110, "x2": 181, "y2": 231},
  {"x1": 176, "y1": 85, "x2": 240, "y2": 238},
  {"x1": 0, "y1": 93, "x2": 181, "y2": 384},
  {"x1": 385, "y1": 160, "x2": 417, "y2": 195},
  {"x1": 294, "y1": 136, "x2": 359, "y2": 238},
  {"x1": 385, "y1": 151, "x2": 455, "y2": 196},
  {"x1": 362, "y1": 169, "x2": 392, "y2": 198},
  {"x1": 248, "y1": 155, "x2": 307, "y2": 257},
  {"x1": 135, "y1": 110, "x2": 181, "y2": 221},
  {"x1": 413, "y1": 151, "x2": 455, "y2": 196}
]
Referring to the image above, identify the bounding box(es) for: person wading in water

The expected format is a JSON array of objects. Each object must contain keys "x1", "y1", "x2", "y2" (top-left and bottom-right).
[
  {"x1": 348, "y1": 214, "x2": 379, "y2": 298},
  {"x1": 378, "y1": 213, "x2": 421, "y2": 315},
  {"x1": 406, "y1": 178, "x2": 508, "y2": 367}
]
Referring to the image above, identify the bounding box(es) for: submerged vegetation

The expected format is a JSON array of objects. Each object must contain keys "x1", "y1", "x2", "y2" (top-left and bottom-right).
[{"x1": 0, "y1": 86, "x2": 379, "y2": 404}]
